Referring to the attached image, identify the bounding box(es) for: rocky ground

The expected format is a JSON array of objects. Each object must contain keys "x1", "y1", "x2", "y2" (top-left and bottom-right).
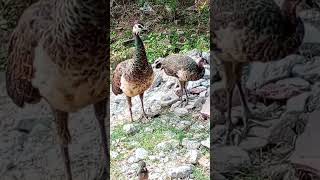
[
  {"x1": 110, "y1": 50, "x2": 210, "y2": 179},
  {"x1": 211, "y1": 15, "x2": 320, "y2": 178}
]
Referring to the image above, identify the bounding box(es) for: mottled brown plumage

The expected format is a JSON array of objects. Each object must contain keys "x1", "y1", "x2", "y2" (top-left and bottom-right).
[
  {"x1": 155, "y1": 54, "x2": 207, "y2": 105},
  {"x1": 5, "y1": 0, "x2": 109, "y2": 179},
  {"x1": 112, "y1": 22, "x2": 154, "y2": 122},
  {"x1": 293, "y1": 163, "x2": 320, "y2": 180},
  {"x1": 212, "y1": 0, "x2": 320, "y2": 144}
]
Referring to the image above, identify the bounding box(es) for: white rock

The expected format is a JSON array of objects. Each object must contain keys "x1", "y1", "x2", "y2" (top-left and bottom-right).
[
  {"x1": 213, "y1": 146, "x2": 251, "y2": 173},
  {"x1": 239, "y1": 137, "x2": 268, "y2": 151},
  {"x1": 276, "y1": 77, "x2": 310, "y2": 91},
  {"x1": 246, "y1": 55, "x2": 304, "y2": 89},
  {"x1": 187, "y1": 150, "x2": 200, "y2": 164},
  {"x1": 111, "y1": 151, "x2": 119, "y2": 159},
  {"x1": 292, "y1": 56, "x2": 320, "y2": 82},
  {"x1": 201, "y1": 137, "x2": 210, "y2": 149},
  {"x1": 156, "y1": 140, "x2": 179, "y2": 152},
  {"x1": 187, "y1": 79, "x2": 204, "y2": 89},
  {"x1": 144, "y1": 127, "x2": 154, "y2": 133},
  {"x1": 135, "y1": 148, "x2": 148, "y2": 160},
  {"x1": 174, "y1": 108, "x2": 189, "y2": 116},
  {"x1": 194, "y1": 97, "x2": 205, "y2": 109},
  {"x1": 201, "y1": 80, "x2": 209, "y2": 87},
  {"x1": 168, "y1": 165, "x2": 193, "y2": 178},
  {"x1": 160, "y1": 93, "x2": 179, "y2": 107},
  {"x1": 286, "y1": 92, "x2": 311, "y2": 113},
  {"x1": 199, "y1": 90, "x2": 207, "y2": 98},
  {"x1": 182, "y1": 139, "x2": 201, "y2": 149},
  {"x1": 123, "y1": 124, "x2": 137, "y2": 135}
]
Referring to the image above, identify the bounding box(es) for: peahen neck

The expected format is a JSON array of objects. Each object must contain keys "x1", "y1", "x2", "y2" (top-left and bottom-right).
[
  {"x1": 281, "y1": 0, "x2": 300, "y2": 25},
  {"x1": 134, "y1": 34, "x2": 148, "y2": 65}
]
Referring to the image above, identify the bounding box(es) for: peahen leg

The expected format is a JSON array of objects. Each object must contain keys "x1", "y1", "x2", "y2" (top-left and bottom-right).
[
  {"x1": 236, "y1": 80, "x2": 270, "y2": 137},
  {"x1": 139, "y1": 93, "x2": 150, "y2": 121},
  {"x1": 93, "y1": 99, "x2": 109, "y2": 180},
  {"x1": 184, "y1": 82, "x2": 189, "y2": 105},
  {"x1": 126, "y1": 96, "x2": 133, "y2": 122},
  {"x1": 223, "y1": 84, "x2": 236, "y2": 145},
  {"x1": 52, "y1": 109, "x2": 72, "y2": 180}
]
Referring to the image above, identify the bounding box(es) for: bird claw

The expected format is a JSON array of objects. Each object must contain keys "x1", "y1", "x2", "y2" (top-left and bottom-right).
[
  {"x1": 138, "y1": 113, "x2": 151, "y2": 123},
  {"x1": 222, "y1": 126, "x2": 242, "y2": 145}
]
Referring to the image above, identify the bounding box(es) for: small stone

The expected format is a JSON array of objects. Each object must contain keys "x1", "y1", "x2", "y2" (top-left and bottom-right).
[
  {"x1": 199, "y1": 90, "x2": 207, "y2": 98},
  {"x1": 111, "y1": 151, "x2": 119, "y2": 159},
  {"x1": 185, "y1": 104, "x2": 194, "y2": 110},
  {"x1": 286, "y1": 92, "x2": 310, "y2": 113},
  {"x1": 201, "y1": 137, "x2": 210, "y2": 149},
  {"x1": 168, "y1": 165, "x2": 193, "y2": 178},
  {"x1": 174, "y1": 108, "x2": 189, "y2": 116},
  {"x1": 246, "y1": 55, "x2": 304, "y2": 89},
  {"x1": 194, "y1": 97, "x2": 205, "y2": 109},
  {"x1": 176, "y1": 121, "x2": 192, "y2": 130},
  {"x1": 147, "y1": 101, "x2": 162, "y2": 117},
  {"x1": 198, "y1": 156, "x2": 210, "y2": 168},
  {"x1": 171, "y1": 101, "x2": 182, "y2": 110},
  {"x1": 239, "y1": 137, "x2": 268, "y2": 151},
  {"x1": 182, "y1": 139, "x2": 201, "y2": 149},
  {"x1": 144, "y1": 127, "x2": 154, "y2": 133},
  {"x1": 186, "y1": 150, "x2": 200, "y2": 164},
  {"x1": 276, "y1": 78, "x2": 310, "y2": 91},
  {"x1": 213, "y1": 146, "x2": 251, "y2": 173},
  {"x1": 128, "y1": 156, "x2": 136, "y2": 164},
  {"x1": 292, "y1": 56, "x2": 320, "y2": 82},
  {"x1": 248, "y1": 126, "x2": 271, "y2": 139},
  {"x1": 135, "y1": 148, "x2": 148, "y2": 160},
  {"x1": 156, "y1": 140, "x2": 179, "y2": 152},
  {"x1": 165, "y1": 79, "x2": 177, "y2": 89},
  {"x1": 189, "y1": 86, "x2": 207, "y2": 94},
  {"x1": 187, "y1": 80, "x2": 203, "y2": 89},
  {"x1": 160, "y1": 94, "x2": 179, "y2": 107},
  {"x1": 15, "y1": 118, "x2": 38, "y2": 133},
  {"x1": 204, "y1": 69, "x2": 210, "y2": 79},
  {"x1": 200, "y1": 96, "x2": 210, "y2": 119},
  {"x1": 123, "y1": 124, "x2": 137, "y2": 135},
  {"x1": 201, "y1": 80, "x2": 209, "y2": 87}
]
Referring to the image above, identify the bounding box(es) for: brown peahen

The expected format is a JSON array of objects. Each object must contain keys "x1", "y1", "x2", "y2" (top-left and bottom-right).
[
  {"x1": 212, "y1": 0, "x2": 320, "y2": 144},
  {"x1": 112, "y1": 21, "x2": 154, "y2": 122},
  {"x1": 5, "y1": 0, "x2": 108, "y2": 179},
  {"x1": 155, "y1": 54, "x2": 208, "y2": 106}
]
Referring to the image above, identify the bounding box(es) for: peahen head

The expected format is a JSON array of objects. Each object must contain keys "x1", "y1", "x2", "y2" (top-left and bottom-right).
[{"x1": 132, "y1": 21, "x2": 148, "y2": 35}]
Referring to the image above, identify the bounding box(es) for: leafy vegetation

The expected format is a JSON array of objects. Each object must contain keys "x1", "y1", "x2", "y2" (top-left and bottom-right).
[
  {"x1": 194, "y1": 167, "x2": 210, "y2": 180},
  {"x1": 110, "y1": 1, "x2": 209, "y2": 70}
]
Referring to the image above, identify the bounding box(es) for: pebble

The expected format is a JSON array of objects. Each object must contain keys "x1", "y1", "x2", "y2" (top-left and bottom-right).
[
  {"x1": 201, "y1": 137, "x2": 210, "y2": 149},
  {"x1": 123, "y1": 124, "x2": 137, "y2": 135},
  {"x1": 182, "y1": 139, "x2": 201, "y2": 149},
  {"x1": 186, "y1": 150, "x2": 200, "y2": 164},
  {"x1": 168, "y1": 165, "x2": 193, "y2": 179},
  {"x1": 135, "y1": 148, "x2": 148, "y2": 160},
  {"x1": 174, "y1": 108, "x2": 189, "y2": 116}
]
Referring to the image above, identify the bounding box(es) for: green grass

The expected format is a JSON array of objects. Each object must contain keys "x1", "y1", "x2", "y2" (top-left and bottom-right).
[
  {"x1": 111, "y1": 112, "x2": 197, "y2": 151},
  {"x1": 111, "y1": 27, "x2": 209, "y2": 66},
  {"x1": 110, "y1": 1, "x2": 209, "y2": 68},
  {"x1": 193, "y1": 167, "x2": 209, "y2": 180}
]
